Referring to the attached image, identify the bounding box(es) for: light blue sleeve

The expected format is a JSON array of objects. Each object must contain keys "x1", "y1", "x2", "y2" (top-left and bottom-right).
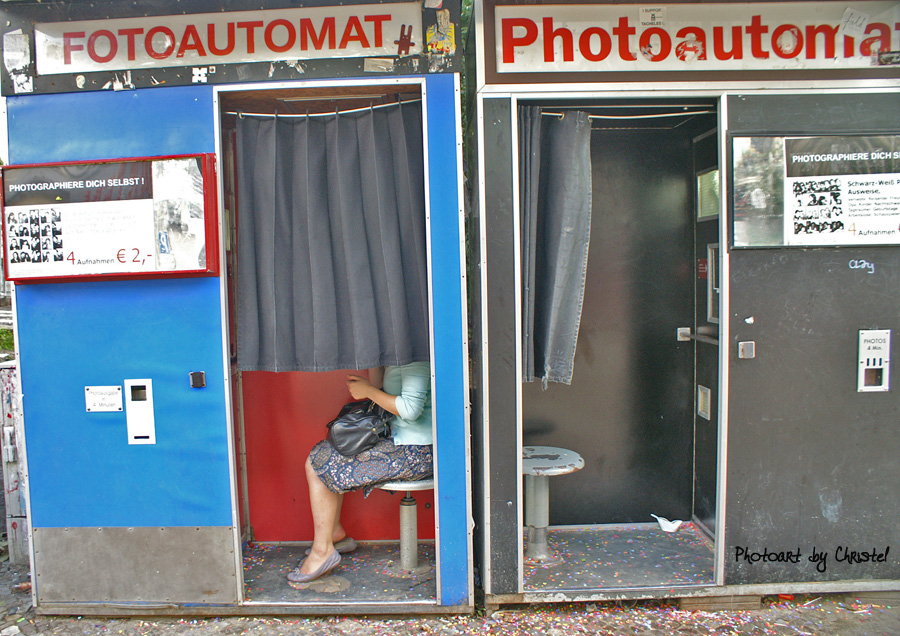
[{"x1": 393, "y1": 362, "x2": 431, "y2": 422}]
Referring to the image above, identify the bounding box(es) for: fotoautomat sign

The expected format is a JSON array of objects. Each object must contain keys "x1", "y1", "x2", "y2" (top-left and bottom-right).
[
  {"x1": 35, "y1": 3, "x2": 423, "y2": 76},
  {"x1": 2, "y1": 155, "x2": 218, "y2": 282},
  {"x1": 495, "y1": 2, "x2": 900, "y2": 73}
]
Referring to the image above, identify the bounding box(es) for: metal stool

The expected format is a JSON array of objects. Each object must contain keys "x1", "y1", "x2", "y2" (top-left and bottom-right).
[
  {"x1": 523, "y1": 446, "x2": 584, "y2": 562},
  {"x1": 378, "y1": 477, "x2": 435, "y2": 571}
]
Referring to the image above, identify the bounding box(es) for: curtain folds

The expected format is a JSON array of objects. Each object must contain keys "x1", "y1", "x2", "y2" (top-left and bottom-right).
[
  {"x1": 519, "y1": 106, "x2": 593, "y2": 385},
  {"x1": 236, "y1": 102, "x2": 430, "y2": 372}
]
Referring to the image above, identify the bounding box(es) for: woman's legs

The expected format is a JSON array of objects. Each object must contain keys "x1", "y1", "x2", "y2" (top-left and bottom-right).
[{"x1": 299, "y1": 456, "x2": 345, "y2": 574}]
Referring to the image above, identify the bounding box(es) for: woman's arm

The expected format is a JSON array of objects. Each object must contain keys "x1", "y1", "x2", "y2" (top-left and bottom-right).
[{"x1": 367, "y1": 366, "x2": 384, "y2": 390}]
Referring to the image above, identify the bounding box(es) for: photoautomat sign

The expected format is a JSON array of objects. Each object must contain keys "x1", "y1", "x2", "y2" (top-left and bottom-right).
[
  {"x1": 34, "y1": 3, "x2": 423, "y2": 75},
  {"x1": 495, "y1": 2, "x2": 900, "y2": 73}
]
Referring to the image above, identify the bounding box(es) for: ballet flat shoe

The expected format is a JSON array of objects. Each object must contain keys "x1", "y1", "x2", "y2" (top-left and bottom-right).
[{"x1": 287, "y1": 549, "x2": 341, "y2": 584}]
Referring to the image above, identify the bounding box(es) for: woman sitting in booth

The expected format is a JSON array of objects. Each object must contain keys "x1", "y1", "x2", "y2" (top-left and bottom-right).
[{"x1": 288, "y1": 361, "x2": 433, "y2": 584}]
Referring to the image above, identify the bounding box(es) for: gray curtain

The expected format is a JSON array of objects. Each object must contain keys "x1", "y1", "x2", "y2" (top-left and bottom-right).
[
  {"x1": 236, "y1": 102, "x2": 430, "y2": 372},
  {"x1": 520, "y1": 106, "x2": 593, "y2": 385}
]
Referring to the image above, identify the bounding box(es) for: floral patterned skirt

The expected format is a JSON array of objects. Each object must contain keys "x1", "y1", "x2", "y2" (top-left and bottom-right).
[{"x1": 309, "y1": 438, "x2": 433, "y2": 496}]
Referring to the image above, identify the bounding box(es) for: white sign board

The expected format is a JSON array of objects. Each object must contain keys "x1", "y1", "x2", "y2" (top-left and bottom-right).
[
  {"x1": 495, "y1": 2, "x2": 900, "y2": 73},
  {"x1": 35, "y1": 3, "x2": 423, "y2": 75},
  {"x1": 85, "y1": 386, "x2": 123, "y2": 412}
]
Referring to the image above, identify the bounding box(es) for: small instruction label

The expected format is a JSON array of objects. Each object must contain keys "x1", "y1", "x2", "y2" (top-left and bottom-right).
[{"x1": 85, "y1": 386, "x2": 123, "y2": 412}]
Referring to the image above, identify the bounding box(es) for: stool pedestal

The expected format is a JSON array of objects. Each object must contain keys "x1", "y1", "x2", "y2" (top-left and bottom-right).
[
  {"x1": 524, "y1": 473, "x2": 552, "y2": 561},
  {"x1": 398, "y1": 493, "x2": 419, "y2": 571},
  {"x1": 379, "y1": 478, "x2": 434, "y2": 573}
]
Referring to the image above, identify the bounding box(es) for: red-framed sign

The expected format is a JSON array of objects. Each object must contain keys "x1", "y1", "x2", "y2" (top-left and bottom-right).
[{"x1": 1, "y1": 154, "x2": 219, "y2": 283}]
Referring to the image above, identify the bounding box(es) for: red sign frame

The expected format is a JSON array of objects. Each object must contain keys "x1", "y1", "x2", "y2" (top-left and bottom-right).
[{"x1": 1, "y1": 153, "x2": 219, "y2": 284}]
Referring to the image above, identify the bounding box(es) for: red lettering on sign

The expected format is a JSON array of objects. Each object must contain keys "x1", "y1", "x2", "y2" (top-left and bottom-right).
[
  {"x1": 88, "y1": 29, "x2": 117, "y2": 63},
  {"x1": 208, "y1": 23, "x2": 235, "y2": 55},
  {"x1": 265, "y1": 19, "x2": 296, "y2": 52},
  {"x1": 365, "y1": 15, "x2": 390, "y2": 47},
  {"x1": 613, "y1": 17, "x2": 637, "y2": 61},
  {"x1": 713, "y1": 26, "x2": 743, "y2": 60},
  {"x1": 580, "y1": 27, "x2": 612, "y2": 61},
  {"x1": 493, "y1": 13, "x2": 899, "y2": 68},
  {"x1": 640, "y1": 27, "x2": 671, "y2": 61},
  {"x1": 177, "y1": 24, "x2": 207, "y2": 58},
  {"x1": 145, "y1": 26, "x2": 176, "y2": 59},
  {"x1": 543, "y1": 18, "x2": 574, "y2": 62},
  {"x1": 772, "y1": 24, "x2": 802, "y2": 58},
  {"x1": 237, "y1": 20, "x2": 264, "y2": 53},
  {"x1": 339, "y1": 16, "x2": 369, "y2": 48},
  {"x1": 118, "y1": 28, "x2": 144, "y2": 60},
  {"x1": 675, "y1": 27, "x2": 707, "y2": 60},
  {"x1": 805, "y1": 24, "x2": 838, "y2": 58},
  {"x1": 747, "y1": 16, "x2": 769, "y2": 58},
  {"x1": 300, "y1": 17, "x2": 336, "y2": 50},
  {"x1": 63, "y1": 32, "x2": 85, "y2": 64},
  {"x1": 862, "y1": 23, "x2": 891, "y2": 55},
  {"x1": 501, "y1": 18, "x2": 538, "y2": 63}
]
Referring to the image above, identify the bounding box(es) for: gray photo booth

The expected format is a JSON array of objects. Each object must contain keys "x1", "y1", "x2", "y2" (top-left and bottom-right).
[{"x1": 471, "y1": 0, "x2": 900, "y2": 609}]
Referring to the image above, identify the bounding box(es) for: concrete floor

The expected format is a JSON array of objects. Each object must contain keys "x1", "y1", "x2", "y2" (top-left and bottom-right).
[
  {"x1": 242, "y1": 542, "x2": 437, "y2": 605},
  {"x1": 525, "y1": 523, "x2": 715, "y2": 591}
]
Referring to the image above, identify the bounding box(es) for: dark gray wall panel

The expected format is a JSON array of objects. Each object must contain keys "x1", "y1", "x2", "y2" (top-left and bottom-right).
[
  {"x1": 522, "y1": 129, "x2": 694, "y2": 525},
  {"x1": 726, "y1": 247, "x2": 900, "y2": 584},
  {"x1": 482, "y1": 97, "x2": 519, "y2": 594},
  {"x1": 725, "y1": 91, "x2": 900, "y2": 585},
  {"x1": 692, "y1": 240, "x2": 719, "y2": 534},
  {"x1": 693, "y1": 130, "x2": 720, "y2": 534},
  {"x1": 727, "y1": 93, "x2": 900, "y2": 134}
]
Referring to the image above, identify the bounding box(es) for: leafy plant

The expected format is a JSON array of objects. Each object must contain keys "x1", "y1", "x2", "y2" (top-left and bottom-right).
[{"x1": 0, "y1": 329, "x2": 14, "y2": 351}]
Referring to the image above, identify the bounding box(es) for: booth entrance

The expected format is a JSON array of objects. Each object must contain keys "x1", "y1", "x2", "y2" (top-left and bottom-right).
[
  {"x1": 514, "y1": 97, "x2": 721, "y2": 592},
  {"x1": 217, "y1": 81, "x2": 442, "y2": 607}
]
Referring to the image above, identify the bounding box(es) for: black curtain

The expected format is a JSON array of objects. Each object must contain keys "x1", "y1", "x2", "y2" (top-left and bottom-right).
[
  {"x1": 236, "y1": 102, "x2": 430, "y2": 372},
  {"x1": 519, "y1": 106, "x2": 593, "y2": 385}
]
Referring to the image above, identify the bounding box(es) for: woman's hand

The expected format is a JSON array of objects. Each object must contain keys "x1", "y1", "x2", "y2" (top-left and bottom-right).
[
  {"x1": 347, "y1": 372, "x2": 400, "y2": 416},
  {"x1": 346, "y1": 375, "x2": 373, "y2": 401}
]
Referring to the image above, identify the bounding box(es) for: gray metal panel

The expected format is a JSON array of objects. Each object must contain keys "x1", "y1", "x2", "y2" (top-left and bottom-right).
[
  {"x1": 725, "y1": 91, "x2": 900, "y2": 585},
  {"x1": 726, "y1": 247, "x2": 900, "y2": 584},
  {"x1": 33, "y1": 527, "x2": 238, "y2": 604},
  {"x1": 482, "y1": 97, "x2": 520, "y2": 595},
  {"x1": 727, "y1": 93, "x2": 900, "y2": 134},
  {"x1": 693, "y1": 219, "x2": 719, "y2": 534},
  {"x1": 693, "y1": 130, "x2": 720, "y2": 534}
]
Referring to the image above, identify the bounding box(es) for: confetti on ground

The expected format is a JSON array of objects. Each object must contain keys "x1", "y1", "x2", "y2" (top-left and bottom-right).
[{"x1": 12, "y1": 595, "x2": 900, "y2": 636}]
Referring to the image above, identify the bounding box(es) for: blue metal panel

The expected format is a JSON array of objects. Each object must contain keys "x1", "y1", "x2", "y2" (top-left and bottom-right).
[
  {"x1": 425, "y1": 73, "x2": 470, "y2": 606},
  {"x1": 18, "y1": 277, "x2": 231, "y2": 528},
  {"x1": 7, "y1": 86, "x2": 229, "y2": 529},
  {"x1": 7, "y1": 85, "x2": 215, "y2": 164}
]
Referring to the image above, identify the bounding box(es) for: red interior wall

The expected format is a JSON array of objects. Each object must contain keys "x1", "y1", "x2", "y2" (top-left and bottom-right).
[{"x1": 241, "y1": 370, "x2": 436, "y2": 542}]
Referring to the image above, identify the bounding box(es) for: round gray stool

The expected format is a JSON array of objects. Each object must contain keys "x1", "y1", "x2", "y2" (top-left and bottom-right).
[
  {"x1": 378, "y1": 478, "x2": 434, "y2": 572},
  {"x1": 523, "y1": 446, "x2": 584, "y2": 562}
]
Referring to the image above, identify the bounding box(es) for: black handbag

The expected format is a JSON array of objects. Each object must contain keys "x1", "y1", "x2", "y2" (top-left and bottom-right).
[{"x1": 326, "y1": 399, "x2": 392, "y2": 457}]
